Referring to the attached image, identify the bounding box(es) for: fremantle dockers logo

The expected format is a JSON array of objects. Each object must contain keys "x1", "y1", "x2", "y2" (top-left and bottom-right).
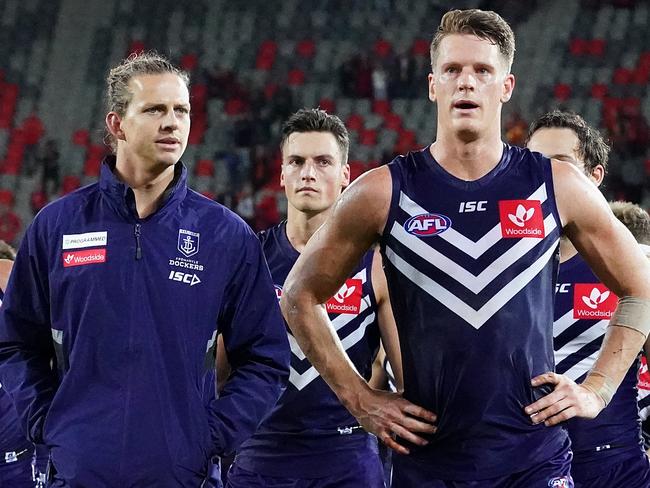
[{"x1": 178, "y1": 229, "x2": 200, "y2": 258}]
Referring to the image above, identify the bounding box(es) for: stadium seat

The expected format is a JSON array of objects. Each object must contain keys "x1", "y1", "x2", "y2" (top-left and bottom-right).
[
  {"x1": 359, "y1": 129, "x2": 377, "y2": 146},
  {"x1": 372, "y1": 99, "x2": 391, "y2": 116},
  {"x1": 613, "y1": 68, "x2": 633, "y2": 85},
  {"x1": 72, "y1": 129, "x2": 90, "y2": 147},
  {"x1": 348, "y1": 160, "x2": 366, "y2": 182},
  {"x1": 588, "y1": 39, "x2": 606, "y2": 57},
  {"x1": 374, "y1": 39, "x2": 392, "y2": 58},
  {"x1": 62, "y1": 175, "x2": 81, "y2": 194},
  {"x1": 296, "y1": 40, "x2": 316, "y2": 59},
  {"x1": 317, "y1": 98, "x2": 336, "y2": 113},
  {"x1": 195, "y1": 159, "x2": 215, "y2": 177},
  {"x1": 346, "y1": 114, "x2": 364, "y2": 132},
  {"x1": 180, "y1": 53, "x2": 199, "y2": 72},
  {"x1": 0, "y1": 189, "x2": 14, "y2": 206},
  {"x1": 590, "y1": 83, "x2": 608, "y2": 99},
  {"x1": 569, "y1": 39, "x2": 588, "y2": 56},
  {"x1": 412, "y1": 39, "x2": 429, "y2": 57},
  {"x1": 553, "y1": 83, "x2": 572, "y2": 101},
  {"x1": 287, "y1": 69, "x2": 306, "y2": 86}
]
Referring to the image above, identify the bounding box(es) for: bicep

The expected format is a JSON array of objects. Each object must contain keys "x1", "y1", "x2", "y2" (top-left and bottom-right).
[{"x1": 555, "y1": 161, "x2": 650, "y2": 298}]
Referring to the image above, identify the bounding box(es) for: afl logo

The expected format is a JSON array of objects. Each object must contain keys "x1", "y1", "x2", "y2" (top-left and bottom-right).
[
  {"x1": 274, "y1": 285, "x2": 283, "y2": 301},
  {"x1": 404, "y1": 213, "x2": 452, "y2": 236}
]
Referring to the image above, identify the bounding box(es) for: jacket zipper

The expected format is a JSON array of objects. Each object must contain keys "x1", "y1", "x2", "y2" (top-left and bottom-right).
[{"x1": 134, "y1": 224, "x2": 142, "y2": 260}]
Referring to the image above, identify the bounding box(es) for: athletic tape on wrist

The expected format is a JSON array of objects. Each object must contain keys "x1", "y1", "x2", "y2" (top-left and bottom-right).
[
  {"x1": 582, "y1": 370, "x2": 617, "y2": 408},
  {"x1": 609, "y1": 296, "x2": 650, "y2": 338}
]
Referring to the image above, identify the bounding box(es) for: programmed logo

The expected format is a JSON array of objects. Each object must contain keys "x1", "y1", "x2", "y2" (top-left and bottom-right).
[
  {"x1": 573, "y1": 283, "x2": 618, "y2": 320},
  {"x1": 499, "y1": 200, "x2": 545, "y2": 238},
  {"x1": 404, "y1": 213, "x2": 452, "y2": 237},
  {"x1": 326, "y1": 279, "x2": 362, "y2": 314}
]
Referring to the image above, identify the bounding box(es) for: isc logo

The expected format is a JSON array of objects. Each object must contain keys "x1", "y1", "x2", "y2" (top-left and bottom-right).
[
  {"x1": 555, "y1": 283, "x2": 571, "y2": 294},
  {"x1": 458, "y1": 201, "x2": 487, "y2": 213},
  {"x1": 168, "y1": 270, "x2": 201, "y2": 287},
  {"x1": 404, "y1": 213, "x2": 452, "y2": 237}
]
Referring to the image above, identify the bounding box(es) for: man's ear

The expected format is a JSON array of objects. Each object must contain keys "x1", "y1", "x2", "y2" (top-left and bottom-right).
[{"x1": 106, "y1": 112, "x2": 126, "y2": 141}]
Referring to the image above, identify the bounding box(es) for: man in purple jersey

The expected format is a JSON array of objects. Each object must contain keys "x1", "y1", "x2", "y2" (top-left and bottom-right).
[
  {"x1": 224, "y1": 109, "x2": 402, "y2": 488},
  {"x1": 278, "y1": 8, "x2": 650, "y2": 488},
  {"x1": 527, "y1": 110, "x2": 650, "y2": 487}
]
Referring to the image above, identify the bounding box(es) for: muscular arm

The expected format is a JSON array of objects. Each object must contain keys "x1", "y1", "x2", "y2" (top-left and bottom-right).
[
  {"x1": 371, "y1": 248, "x2": 404, "y2": 392},
  {"x1": 526, "y1": 160, "x2": 650, "y2": 425},
  {"x1": 281, "y1": 167, "x2": 435, "y2": 453}
]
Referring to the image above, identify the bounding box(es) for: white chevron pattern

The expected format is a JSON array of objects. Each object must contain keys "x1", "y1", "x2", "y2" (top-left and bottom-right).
[
  {"x1": 398, "y1": 183, "x2": 548, "y2": 259},
  {"x1": 289, "y1": 312, "x2": 377, "y2": 390},
  {"x1": 389, "y1": 214, "x2": 557, "y2": 294},
  {"x1": 287, "y1": 268, "x2": 374, "y2": 390},
  {"x1": 385, "y1": 241, "x2": 558, "y2": 330}
]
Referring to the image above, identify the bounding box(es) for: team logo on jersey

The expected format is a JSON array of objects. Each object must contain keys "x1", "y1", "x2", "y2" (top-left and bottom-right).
[
  {"x1": 404, "y1": 213, "x2": 452, "y2": 237},
  {"x1": 274, "y1": 285, "x2": 283, "y2": 301},
  {"x1": 62, "y1": 249, "x2": 106, "y2": 267},
  {"x1": 547, "y1": 477, "x2": 571, "y2": 488},
  {"x1": 326, "y1": 279, "x2": 362, "y2": 314},
  {"x1": 178, "y1": 229, "x2": 200, "y2": 258},
  {"x1": 499, "y1": 200, "x2": 544, "y2": 238},
  {"x1": 573, "y1": 283, "x2": 617, "y2": 319},
  {"x1": 639, "y1": 356, "x2": 650, "y2": 391}
]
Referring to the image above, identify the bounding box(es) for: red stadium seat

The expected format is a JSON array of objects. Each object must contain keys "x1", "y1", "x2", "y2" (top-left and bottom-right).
[
  {"x1": 613, "y1": 68, "x2": 633, "y2": 85},
  {"x1": 224, "y1": 98, "x2": 247, "y2": 115},
  {"x1": 62, "y1": 175, "x2": 81, "y2": 194},
  {"x1": 318, "y1": 98, "x2": 335, "y2": 113},
  {"x1": 374, "y1": 39, "x2": 392, "y2": 58},
  {"x1": 200, "y1": 190, "x2": 216, "y2": 200},
  {"x1": 0, "y1": 189, "x2": 14, "y2": 206},
  {"x1": 190, "y1": 84, "x2": 208, "y2": 109},
  {"x1": 31, "y1": 190, "x2": 47, "y2": 212},
  {"x1": 180, "y1": 53, "x2": 198, "y2": 72},
  {"x1": 287, "y1": 69, "x2": 306, "y2": 86},
  {"x1": 553, "y1": 83, "x2": 572, "y2": 101},
  {"x1": 22, "y1": 114, "x2": 44, "y2": 145},
  {"x1": 359, "y1": 129, "x2": 377, "y2": 146},
  {"x1": 296, "y1": 40, "x2": 316, "y2": 59},
  {"x1": 372, "y1": 99, "x2": 391, "y2": 116},
  {"x1": 569, "y1": 39, "x2": 588, "y2": 56},
  {"x1": 195, "y1": 159, "x2": 215, "y2": 177},
  {"x1": 588, "y1": 39, "x2": 606, "y2": 57},
  {"x1": 346, "y1": 114, "x2": 364, "y2": 131},
  {"x1": 188, "y1": 115, "x2": 206, "y2": 145},
  {"x1": 72, "y1": 129, "x2": 90, "y2": 147},
  {"x1": 264, "y1": 83, "x2": 278, "y2": 99},
  {"x1": 412, "y1": 39, "x2": 430, "y2": 57},
  {"x1": 590, "y1": 83, "x2": 608, "y2": 99},
  {"x1": 256, "y1": 40, "x2": 278, "y2": 71},
  {"x1": 384, "y1": 113, "x2": 402, "y2": 131}
]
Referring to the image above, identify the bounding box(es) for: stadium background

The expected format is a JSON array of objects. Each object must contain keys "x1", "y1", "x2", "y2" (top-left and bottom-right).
[{"x1": 0, "y1": 0, "x2": 648, "y2": 247}]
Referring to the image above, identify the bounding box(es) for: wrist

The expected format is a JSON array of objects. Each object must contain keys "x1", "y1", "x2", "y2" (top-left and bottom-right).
[
  {"x1": 581, "y1": 369, "x2": 617, "y2": 408},
  {"x1": 338, "y1": 377, "x2": 373, "y2": 416}
]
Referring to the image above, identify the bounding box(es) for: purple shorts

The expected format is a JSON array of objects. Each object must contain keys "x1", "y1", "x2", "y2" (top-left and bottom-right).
[
  {"x1": 391, "y1": 441, "x2": 573, "y2": 488},
  {"x1": 226, "y1": 454, "x2": 384, "y2": 488},
  {"x1": 573, "y1": 452, "x2": 650, "y2": 488}
]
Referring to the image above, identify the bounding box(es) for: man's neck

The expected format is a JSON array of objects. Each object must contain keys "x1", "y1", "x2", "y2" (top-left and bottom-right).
[
  {"x1": 285, "y1": 206, "x2": 331, "y2": 253},
  {"x1": 430, "y1": 128, "x2": 504, "y2": 181},
  {"x1": 114, "y1": 155, "x2": 176, "y2": 219},
  {"x1": 559, "y1": 236, "x2": 578, "y2": 264}
]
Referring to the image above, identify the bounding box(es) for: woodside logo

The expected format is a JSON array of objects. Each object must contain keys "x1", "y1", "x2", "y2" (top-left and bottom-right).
[
  {"x1": 573, "y1": 283, "x2": 617, "y2": 319},
  {"x1": 326, "y1": 279, "x2": 362, "y2": 314},
  {"x1": 498, "y1": 200, "x2": 545, "y2": 238},
  {"x1": 62, "y1": 249, "x2": 107, "y2": 267}
]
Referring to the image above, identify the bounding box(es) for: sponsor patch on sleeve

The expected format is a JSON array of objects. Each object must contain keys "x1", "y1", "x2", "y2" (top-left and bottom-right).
[
  {"x1": 62, "y1": 231, "x2": 108, "y2": 249},
  {"x1": 62, "y1": 249, "x2": 107, "y2": 267}
]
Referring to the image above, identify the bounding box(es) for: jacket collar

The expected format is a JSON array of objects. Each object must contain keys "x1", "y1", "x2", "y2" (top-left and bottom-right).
[{"x1": 98, "y1": 155, "x2": 188, "y2": 221}]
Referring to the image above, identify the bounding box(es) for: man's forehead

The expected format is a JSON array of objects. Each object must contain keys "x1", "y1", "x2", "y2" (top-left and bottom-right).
[
  {"x1": 435, "y1": 34, "x2": 503, "y2": 65},
  {"x1": 284, "y1": 132, "x2": 340, "y2": 155},
  {"x1": 128, "y1": 73, "x2": 189, "y2": 102}
]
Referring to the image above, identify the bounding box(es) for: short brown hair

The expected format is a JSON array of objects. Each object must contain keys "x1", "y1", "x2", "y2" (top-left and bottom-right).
[
  {"x1": 0, "y1": 240, "x2": 16, "y2": 260},
  {"x1": 105, "y1": 51, "x2": 189, "y2": 151},
  {"x1": 280, "y1": 109, "x2": 350, "y2": 165},
  {"x1": 526, "y1": 110, "x2": 610, "y2": 176},
  {"x1": 430, "y1": 9, "x2": 515, "y2": 72},
  {"x1": 609, "y1": 201, "x2": 650, "y2": 245}
]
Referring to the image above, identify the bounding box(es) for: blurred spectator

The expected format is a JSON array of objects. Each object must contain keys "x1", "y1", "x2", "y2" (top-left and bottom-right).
[
  {"x1": 505, "y1": 112, "x2": 528, "y2": 146},
  {"x1": 372, "y1": 65, "x2": 389, "y2": 100},
  {"x1": 235, "y1": 182, "x2": 255, "y2": 226},
  {"x1": 38, "y1": 139, "x2": 60, "y2": 197}
]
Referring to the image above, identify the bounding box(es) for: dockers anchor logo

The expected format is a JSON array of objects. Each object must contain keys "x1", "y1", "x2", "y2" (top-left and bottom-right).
[{"x1": 178, "y1": 229, "x2": 200, "y2": 258}]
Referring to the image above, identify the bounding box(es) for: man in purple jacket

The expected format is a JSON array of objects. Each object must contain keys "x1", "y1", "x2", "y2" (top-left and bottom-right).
[{"x1": 0, "y1": 52, "x2": 290, "y2": 487}]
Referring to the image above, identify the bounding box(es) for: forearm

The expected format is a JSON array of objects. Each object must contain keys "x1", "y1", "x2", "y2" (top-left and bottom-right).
[
  {"x1": 582, "y1": 325, "x2": 646, "y2": 403},
  {"x1": 282, "y1": 296, "x2": 370, "y2": 412}
]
